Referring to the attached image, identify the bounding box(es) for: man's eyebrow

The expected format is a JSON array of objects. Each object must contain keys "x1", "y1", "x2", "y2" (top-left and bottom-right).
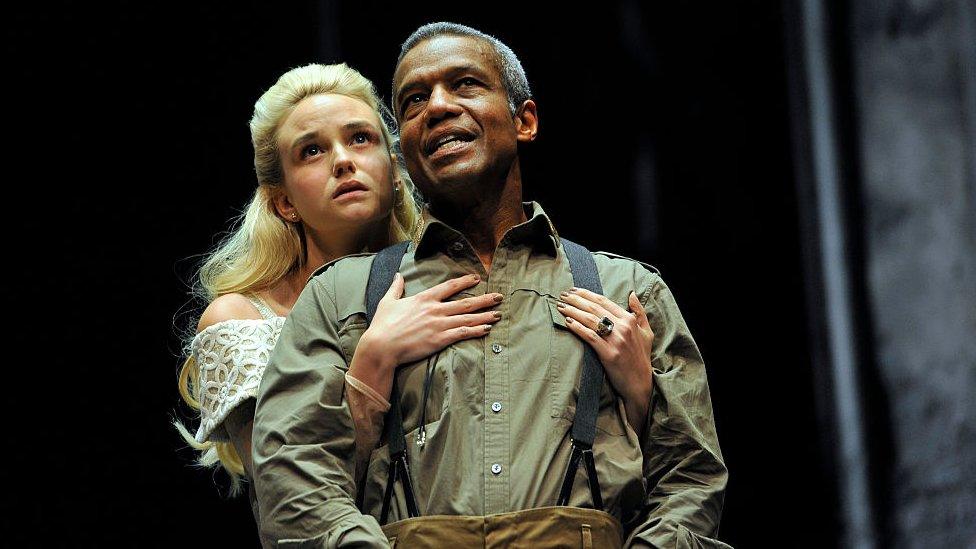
[{"x1": 395, "y1": 64, "x2": 491, "y2": 105}]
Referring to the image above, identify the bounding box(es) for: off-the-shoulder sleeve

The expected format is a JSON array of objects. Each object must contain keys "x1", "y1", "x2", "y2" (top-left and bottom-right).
[{"x1": 190, "y1": 317, "x2": 286, "y2": 443}]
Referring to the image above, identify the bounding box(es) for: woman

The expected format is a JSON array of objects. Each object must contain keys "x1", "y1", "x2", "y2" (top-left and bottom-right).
[{"x1": 174, "y1": 63, "x2": 503, "y2": 544}]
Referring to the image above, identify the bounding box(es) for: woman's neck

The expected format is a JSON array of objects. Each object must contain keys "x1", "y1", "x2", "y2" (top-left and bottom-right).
[{"x1": 264, "y1": 217, "x2": 389, "y2": 315}]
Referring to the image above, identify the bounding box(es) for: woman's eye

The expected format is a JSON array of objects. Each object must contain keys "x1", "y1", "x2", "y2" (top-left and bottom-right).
[
  {"x1": 352, "y1": 132, "x2": 371, "y2": 145},
  {"x1": 301, "y1": 144, "x2": 321, "y2": 158}
]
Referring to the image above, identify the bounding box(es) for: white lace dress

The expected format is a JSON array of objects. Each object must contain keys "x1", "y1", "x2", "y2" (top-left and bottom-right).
[
  {"x1": 191, "y1": 294, "x2": 285, "y2": 444},
  {"x1": 188, "y1": 293, "x2": 390, "y2": 547}
]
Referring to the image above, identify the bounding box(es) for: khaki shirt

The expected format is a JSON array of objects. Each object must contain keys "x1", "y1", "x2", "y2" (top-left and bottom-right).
[{"x1": 252, "y1": 202, "x2": 727, "y2": 547}]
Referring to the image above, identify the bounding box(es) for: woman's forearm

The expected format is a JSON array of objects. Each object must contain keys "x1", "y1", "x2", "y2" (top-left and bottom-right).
[
  {"x1": 621, "y1": 374, "x2": 653, "y2": 438},
  {"x1": 346, "y1": 331, "x2": 398, "y2": 401}
]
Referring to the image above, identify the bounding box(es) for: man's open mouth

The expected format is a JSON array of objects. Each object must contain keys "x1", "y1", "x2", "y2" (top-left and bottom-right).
[{"x1": 425, "y1": 130, "x2": 475, "y2": 156}]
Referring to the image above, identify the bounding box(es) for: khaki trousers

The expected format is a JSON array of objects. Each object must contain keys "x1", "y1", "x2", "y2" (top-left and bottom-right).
[{"x1": 380, "y1": 506, "x2": 623, "y2": 548}]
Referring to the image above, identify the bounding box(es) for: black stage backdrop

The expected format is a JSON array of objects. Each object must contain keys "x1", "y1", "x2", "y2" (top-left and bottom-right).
[{"x1": 9, "y1": 3, "x2": 833, "y2": 546}]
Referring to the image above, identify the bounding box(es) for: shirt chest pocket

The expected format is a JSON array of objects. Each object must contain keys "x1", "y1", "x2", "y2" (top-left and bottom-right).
[{"x1": 546, "y1": 295, "x2": 630, "y2": 438}]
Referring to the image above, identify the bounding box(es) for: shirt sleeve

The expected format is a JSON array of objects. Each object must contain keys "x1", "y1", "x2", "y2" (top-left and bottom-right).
[
  {"x1": 624, "y1": 273, "x2": 731, "y2": 548},
  {"x1": 251, "y1": 269, "x2": 390, "y2": 548}
]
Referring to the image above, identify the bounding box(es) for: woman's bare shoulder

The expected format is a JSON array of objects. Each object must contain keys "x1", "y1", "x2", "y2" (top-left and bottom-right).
[{"x1": 197, "y1": 293, "x2": 263, "y2": 333}]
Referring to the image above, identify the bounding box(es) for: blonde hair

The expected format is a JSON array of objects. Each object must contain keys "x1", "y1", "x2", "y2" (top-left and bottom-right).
[{"x1": 174, "y1": 63, "x2": 420, "y2": 496}]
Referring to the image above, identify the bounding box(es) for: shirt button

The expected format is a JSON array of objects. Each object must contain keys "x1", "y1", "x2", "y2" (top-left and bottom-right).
[
  {"x1": 491, "y1": 463, "x2": 502, "y2": 475},
  {"x1": 491, "y1": 343, "x2": 502, "y2": 354},
  {"x1": 491, "y1": 401, "x2": 502, "y2": 413},
  {"x1": 450, "y1": 241, "x2": 464, "y2": 253}
]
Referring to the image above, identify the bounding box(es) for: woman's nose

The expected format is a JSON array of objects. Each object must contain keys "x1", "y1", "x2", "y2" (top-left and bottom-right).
[{"x1": 332, "y1": 147, "x2": 357, "y2": 178}]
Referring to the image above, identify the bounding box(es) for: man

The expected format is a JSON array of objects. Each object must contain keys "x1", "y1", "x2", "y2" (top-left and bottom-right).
[{"x1": 253, "y1": 22, "x2": 728, "y2": 548}]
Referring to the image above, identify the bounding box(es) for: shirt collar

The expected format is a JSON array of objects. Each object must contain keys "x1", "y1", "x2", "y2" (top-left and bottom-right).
[{"x1": 413, "y1": 201, "x2": 561, "y2": 259}]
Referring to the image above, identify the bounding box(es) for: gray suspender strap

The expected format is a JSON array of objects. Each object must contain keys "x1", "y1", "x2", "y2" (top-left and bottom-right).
[
  {"x1": 556, "y1": 238, "x2": 606, "y2": 511},
  {"x1": 363, "y1": 241, "x2": 420, "y2": 523},
  {"x1": 363, "y1": 239, "x2": 607, "y2": 521}
]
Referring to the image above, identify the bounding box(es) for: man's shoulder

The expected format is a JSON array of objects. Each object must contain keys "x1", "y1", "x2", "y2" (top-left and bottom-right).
[
  {"x1": 307, "y1": 252, "x2": 377, "y2": 286},
  {"x1": 306, "y1": 253, "x2": 378, "y2": 320},
  {"x1": 590, "y1": 250, "x2": 661, "y2": 277},
  {"x1": 584, "y1": 249, "x2": 663, "y2": 305}
]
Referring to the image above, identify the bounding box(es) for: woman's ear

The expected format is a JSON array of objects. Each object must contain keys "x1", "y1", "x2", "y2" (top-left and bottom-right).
[
  {"x1": 271, "y1": 187, "x2": 299, "y2": 222},
  {"x1": 390, "y1": 153, "x2": 403, "y2": 193},
  {"x1": 514, "y1": 99, "x2": 539, "y2": 143}
]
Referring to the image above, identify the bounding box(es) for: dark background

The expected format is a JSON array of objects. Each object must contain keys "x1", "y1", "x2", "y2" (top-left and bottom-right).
[{"x1": 14, "y1": 1, "x2": 969, "y2": 547}]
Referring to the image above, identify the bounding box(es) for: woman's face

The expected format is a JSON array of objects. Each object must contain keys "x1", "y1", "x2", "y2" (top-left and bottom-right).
[{"x1": 276, "y1": 93, "x2": 396, "y2": 236}]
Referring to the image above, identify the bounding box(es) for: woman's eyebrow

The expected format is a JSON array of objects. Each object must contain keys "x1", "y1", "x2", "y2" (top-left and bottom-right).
[
  {"x1": 290, "y1": 131, "x2": 319, "y2": 151},
  {"x1": 340, "y1": 120, "x2": 378, "y2": 132}
]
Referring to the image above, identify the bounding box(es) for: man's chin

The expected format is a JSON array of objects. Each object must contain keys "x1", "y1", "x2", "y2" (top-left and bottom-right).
[
  {"x1": 418, "y1": 160, "x2": 482, "y2": 188},
  {"x1": 417, "y1": 174, "x2": 476, "y2": 202}
]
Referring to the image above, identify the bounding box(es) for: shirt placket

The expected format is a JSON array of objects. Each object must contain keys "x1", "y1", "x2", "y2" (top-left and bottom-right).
[{"x1": 483, "y1": 239, "x2": 512, "y2": 515}]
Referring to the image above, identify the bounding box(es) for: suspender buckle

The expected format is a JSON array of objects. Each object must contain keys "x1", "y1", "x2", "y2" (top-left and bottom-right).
[
  {"x1": 557, "y1": 439, "x2": 605, "y2": 511},
  {"x1": 380, "y1": 449, "x2": 421, "y2": 524}
]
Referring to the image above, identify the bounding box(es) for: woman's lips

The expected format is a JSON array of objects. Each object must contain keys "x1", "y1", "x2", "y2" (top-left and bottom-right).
[
  {"x1": 333, "y1": 188, "x2": 369, "y2": 201},
  {"x1": 332, "y1": 180, "x2": 368, "y2": 198}
]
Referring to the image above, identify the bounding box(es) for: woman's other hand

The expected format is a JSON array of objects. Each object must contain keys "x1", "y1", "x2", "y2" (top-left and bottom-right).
[{"x1": 555, "y1": 288, "x2": 655, "y2": 432}]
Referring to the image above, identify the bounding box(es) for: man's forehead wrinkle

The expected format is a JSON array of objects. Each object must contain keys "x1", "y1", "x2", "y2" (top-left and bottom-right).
[{"x1": 395, "y1": 35, "x2": 501, "y2": 95}]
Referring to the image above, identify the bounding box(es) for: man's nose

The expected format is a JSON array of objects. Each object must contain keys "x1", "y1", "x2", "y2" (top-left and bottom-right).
[
  {"x1": 425, "y1": 85, "x2": 462, "y2": 126},
  {"x1": 332, "y1": 146, "x2": 356, "y2": 178}
]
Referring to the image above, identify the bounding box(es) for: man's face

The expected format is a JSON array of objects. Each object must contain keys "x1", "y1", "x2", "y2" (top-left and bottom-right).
[{"x1": 393, "y1": 35, "x2": 520, "y2": 202}]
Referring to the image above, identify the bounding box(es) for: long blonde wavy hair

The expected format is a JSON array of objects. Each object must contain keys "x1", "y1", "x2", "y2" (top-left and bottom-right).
[{"x1": 174, "y1": 63, "x2": 420, "y2": 495}]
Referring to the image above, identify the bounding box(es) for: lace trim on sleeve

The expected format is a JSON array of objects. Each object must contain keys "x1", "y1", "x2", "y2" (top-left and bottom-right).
[{"x1": 190, "y1": 317, "x2": 286, "y2": 443}]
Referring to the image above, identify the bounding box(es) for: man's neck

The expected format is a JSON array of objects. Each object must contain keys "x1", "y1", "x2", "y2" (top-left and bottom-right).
[{"x1": 429, "y1": 173, "x2": 527, "y2": 273}]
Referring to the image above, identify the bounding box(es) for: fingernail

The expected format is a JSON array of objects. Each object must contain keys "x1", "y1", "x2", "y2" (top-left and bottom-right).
[
  {"x1": 566, "y1": 317, "x2": 574, "y2": 324},
  {"x1": 493, "y1": 294, "x2": 503, "y2": 302},
  {"x1": 559, "y1": 291, "x2": 569, "y2": 298},
  {"x1": 556, "y1": 302, "x2": 566, "y2": 309},
  {"x1": 484, "y1": 324, "x2": 492, "y2": 332},
  {"x1": 570, "y1": 287, "x2": 579, "y2": 292},
  {"x1": 471, "y1": 274, "x2": 480, "y2": 281},
  {"x1": 492, "y1": 311, "x2": 502, "y2": 319}
]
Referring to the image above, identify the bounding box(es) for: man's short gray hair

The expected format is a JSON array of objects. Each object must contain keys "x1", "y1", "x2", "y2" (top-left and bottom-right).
[{"x1": 395, "y1": 22, "x2": 532, "y2": 115}]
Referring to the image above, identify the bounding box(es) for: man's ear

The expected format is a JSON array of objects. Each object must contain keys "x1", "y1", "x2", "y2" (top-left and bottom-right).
[
  {"x1": 514, "y1": 99, "x2": 538, "y2": 143},
  {"x1": 271, "y1": 186, "x2": 299, "y2": 222}
]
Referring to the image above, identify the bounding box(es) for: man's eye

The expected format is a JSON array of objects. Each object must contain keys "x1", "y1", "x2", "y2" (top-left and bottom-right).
[
  {"x1": 458, "y1": 77, "x2": 478, "y2": 87},
  {"x1": 301, "y1": 144, "x2": 321, "y2": 158},
  {"x1": 402, "y1": 93, "x2": 426, "y2": 114}
]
